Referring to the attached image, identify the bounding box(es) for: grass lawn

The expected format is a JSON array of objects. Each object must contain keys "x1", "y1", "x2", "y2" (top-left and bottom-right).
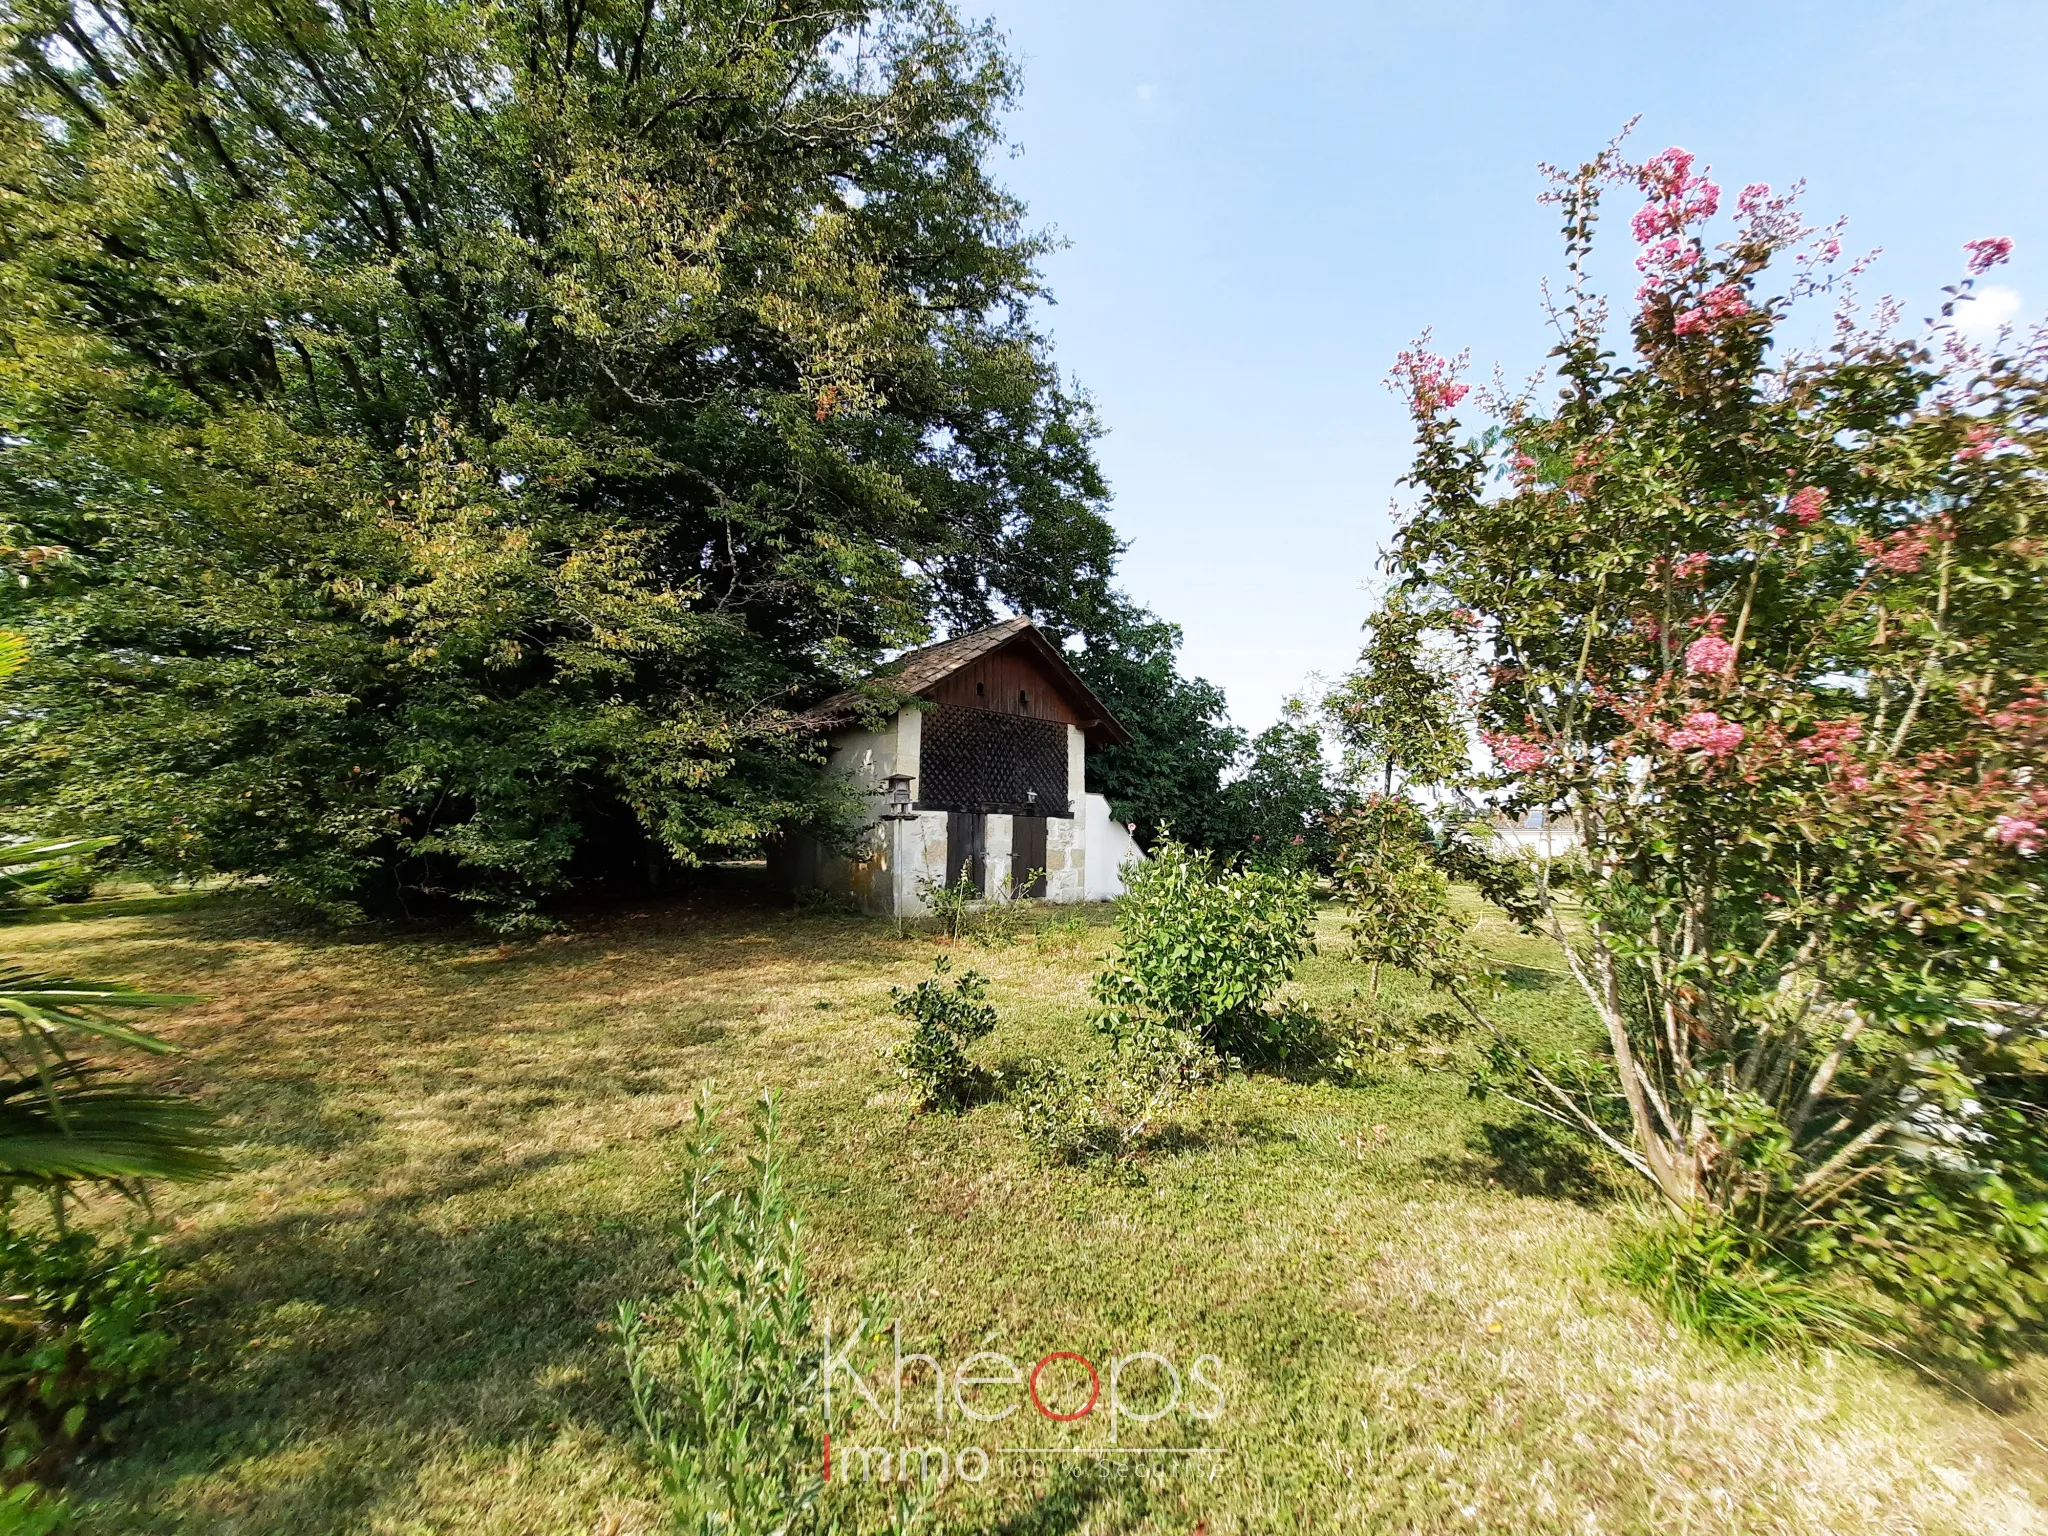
[{"x1": 13, "y1": 878, "x2": 2048, "y2": 1534}]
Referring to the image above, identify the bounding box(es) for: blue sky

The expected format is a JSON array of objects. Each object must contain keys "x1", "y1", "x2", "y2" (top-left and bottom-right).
[{"x1": 984, "y1": 0, "x2": 2048, "y2": 732}]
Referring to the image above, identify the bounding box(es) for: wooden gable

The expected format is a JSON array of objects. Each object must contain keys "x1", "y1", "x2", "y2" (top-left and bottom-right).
[{"x1": 920, "y1": 645, "x2": 1082, "y2": 725}]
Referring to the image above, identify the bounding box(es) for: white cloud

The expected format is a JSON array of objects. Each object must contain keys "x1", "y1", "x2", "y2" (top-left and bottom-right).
[{"x1": 1956, "y1": 283, "x2": 2023, "y2": 341}]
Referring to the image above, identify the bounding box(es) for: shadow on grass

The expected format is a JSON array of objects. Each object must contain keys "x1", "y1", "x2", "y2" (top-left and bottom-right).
[
  {"x1": 1465, "y1": 1115, "x2": 1618, "y2": 1204},
  {"x1": 75, "y1": 1153, "x2": 661, "y2": 1532},
  {"x1": 986, "y1": 1463, "x2": 1126, "y2": 1534}
]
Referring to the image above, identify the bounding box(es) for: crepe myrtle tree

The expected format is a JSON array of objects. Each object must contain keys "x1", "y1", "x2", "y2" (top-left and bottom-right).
[{"x1": 1386, "y1": 135, "x2": 2048, "y2": 1360}]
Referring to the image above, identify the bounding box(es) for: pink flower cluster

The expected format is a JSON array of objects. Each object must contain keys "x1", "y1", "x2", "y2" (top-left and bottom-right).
[
  {"x1": 1798, "y1": 719, "x2": 1871, "y2": 789},
  {"x1": 1964, "y1": 237, "x2": 2014, "y2": 276},
  {"x1": 1634, "y1": 237, "x2": 1699, "y2": 281},
  {"x1": 1672, "y1": 551, "x2": 1709, "y2": 580},
  {"x1": 1673, "y1": 283, "x2": 1751, "y2": 337},
  {"x1": 1684, "y1": 635, "x2": 1736, "y2": 677},
  {"x1": 1786, "y1": 486, "x2": 1827, "y2": 526},
  {"x1": 1955, "y1": 423, "x2": 2015, "y2": 462},
  {"x1": 1485, "y1": 732, "x2": 1549, "y2": 773},
  {"x1": 1660, "y1": 710, "x2": 1745, "y2": 758},
  {"x1": 1858, "y1": 520, "x2": 1948, "y2": 575},
  {"x1": 1995, "y1": 814, "x2": 2043, "y2": 856},
  {"x1": 1390, "y1": 342, "x2": 1470, "y2": 417},
  {"x1": 1632, "y1": 148, "x2": 1721, "y2": 243}
]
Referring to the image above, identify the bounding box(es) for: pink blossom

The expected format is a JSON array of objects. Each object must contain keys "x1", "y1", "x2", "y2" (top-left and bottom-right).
[
  {"x1": 1964, "y1": 237, "x2": 2014, "y2": 276},
  {"x1": 1660, "y1": 710, "x2": 1745, "y2": 758},
  {"x1": 1673, "y1": 283, "x2": 1751, "y2": 337},
  {"x1": 1389, "y1": 341, "x2": 1472, "y2": 418},
  {"x1": 1633, "y1": 237, "x2": 1700, "y2": 281},
  {"x1": 1684, "y1": 635, "x2": 1736, "y2": 676},
  {"x1": 1955, "y1": 423, "x2": 2014, "y2": 461},
  {"x1": 1860, "y1": 523, "x2": 1945, "y2": 574},
  {"x1": 1672, "y1": 551, "x2": 1709, "y2": 580},
  {"x1": 1737, "y1": 183, "x2": 1772, "y2": 220},
  {"x1": 1995, "y1": 814, "x2": 2043, "y2": 856},
  {"x1": 1786, "y1": 486, "x2": 1827, "y2": 526},
  {"x1": 1632, "y1": 148, "x2": 1721, "y2": 248},
  {"x1": 1485, "y1": 732, "x2": 1549, "y2": 773}
]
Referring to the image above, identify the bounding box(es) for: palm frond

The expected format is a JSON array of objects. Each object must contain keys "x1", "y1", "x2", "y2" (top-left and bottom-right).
[
  {"x1": 0, "y1": 1073, "x2": 227, "y2": 1188},
  {"x1": 0, "y1": 968, "x2": 194, "y2": 1055}
]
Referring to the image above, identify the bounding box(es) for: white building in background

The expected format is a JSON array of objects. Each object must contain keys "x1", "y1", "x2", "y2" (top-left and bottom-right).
[
  {"x1": 1485, "y1": 806, "x2": 1582, "y2": 859},
  {"x1": 772, "y1": 619, "x2": 1144, "y2": 917}
]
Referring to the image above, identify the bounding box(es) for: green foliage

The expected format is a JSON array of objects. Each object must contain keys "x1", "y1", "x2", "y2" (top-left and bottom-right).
[
  {"x1": 1009, "y1": 1031, "x2": 1216, "y2": 1173},
  {"x1": 1072, "y1": 609, "x2": 1243, "y2": 849},
  {"x1": 1615, "y1": 1217, "x2": 1879, "y2": 1357},
  {"x1": 0, "y1": 970, "x2": 223, "y2": 1207},
  {"x1": 0, "y1": 0, "x2": 1124, "y2": 927},
  {"x1": 1326, "y1": 593, "x2": 1472, "y2": 796},
  {"x1": 1010, "y1": 1059, "x2": 1107, "y2": 1167},
  {"x1": 0, "y1": 840, "x2": 109, "y2": 914},
  {"x1": 1090, "y1": 838, "x2": 1316, "y2": 1058},
  {"x1": 1210, "y1": 707, "x2": 1341, "y2": 866},
  {"x1": 1385, "y1": 135, "x2": 2048, "y2": 1362},
  {"x1": 0, "y1": 1483, "x2": 71, "y2": 1536},
  {"x1": 0, "y1": 1218, "x2": 174, "y2": 1486},
  {"x1": 912, "y1": 870, "x2": 978, "y2": 943},
  {"x1": 889, "y1": 956, "x2": 995, "y2": 1112},
  {"x1": 619, "y1": 1092, "x2": 830, "y2": 1535},
  {"x1": 1329, "y1": 796, "x2": 1536, "y2": 994}
]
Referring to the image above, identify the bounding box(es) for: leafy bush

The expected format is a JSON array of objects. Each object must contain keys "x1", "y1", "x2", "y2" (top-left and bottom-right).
[
  {"x1": 913, "y1": 871, "x2": 980, "y2": 942},
  {"x1": 1382, "y1": 134, "x2": 2048, "y2": 1363},
  {"x1": 1010, "y1": 1033, "x2": 1218, "y2": 1173},
  {"x1": 619, "y1": 1093, "x2": 823, "y2": 1535},
  {"x1": 1616, "y1": 1217, "x2": 1879, "y2": 1357},
  {"x1": 1090, "y1": 838, "x2": 1317, "y2": 1058},
  {"x1": 0, "y1": 1482, "x2": 72, "y2": 1535},
  {"x1": 0, "y1": 837, "x2": 107, "y2": 914},
  {"x1": 620, "y1": 1092, "x2": 932, "y2": 1534},
  {"x1": 890, "y1": 957, "x2": 996, "y2": 1112},
  {"x1": 1011, "y1": 1061, "x2": 1105, "y2": 1166},
  {"x1": 0, "y1": 1218, "x2": 173, "y2": 1485}
]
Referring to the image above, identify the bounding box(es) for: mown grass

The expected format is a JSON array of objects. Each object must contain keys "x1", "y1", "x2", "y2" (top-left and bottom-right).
[{"x1": 10, "y1": 877, "x2": 2048, "y2": 1534}]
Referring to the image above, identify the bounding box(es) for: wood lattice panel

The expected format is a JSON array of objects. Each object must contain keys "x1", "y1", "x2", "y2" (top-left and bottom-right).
[{"x1": 917, "y1": 704, "x2": 1071, "y2": 816}]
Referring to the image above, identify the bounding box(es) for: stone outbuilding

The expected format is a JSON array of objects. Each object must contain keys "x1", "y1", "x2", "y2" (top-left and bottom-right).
[{"x1": 773, "y1": 618, "x2": 1144, "y2": 916}]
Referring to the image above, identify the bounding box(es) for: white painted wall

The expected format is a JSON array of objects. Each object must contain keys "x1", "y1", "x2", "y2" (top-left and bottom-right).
[
  {"x1": 779, "y1": 707, "x2": 1131, "y2": 912},
  {"x1": 1084, "y1": 792, "x2": 1143, "y2": 901}
]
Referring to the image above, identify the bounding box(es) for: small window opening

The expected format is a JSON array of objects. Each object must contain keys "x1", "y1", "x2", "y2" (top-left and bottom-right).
[
  {"x1": 976, "y1": 680, "x2": 984, "y2": 696},
  {"x1": 1018, "y1": 690, "x2": 1029, "y2": 707}
]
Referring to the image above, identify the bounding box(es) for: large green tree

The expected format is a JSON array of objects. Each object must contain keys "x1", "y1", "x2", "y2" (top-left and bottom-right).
[
  {"x1": 1071, "y1": 608, "x2": 1241, "y2": 849},
  {"x1": 0, "y1": 0, "x2": 1122, "y2": 924}
]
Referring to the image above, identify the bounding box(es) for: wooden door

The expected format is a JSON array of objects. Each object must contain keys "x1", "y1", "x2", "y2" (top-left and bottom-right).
[
  {"x1": 1011, "y1": 814, "x2": 1048, "y2": 898},
  {"x1": 946, "y1": 812, "x2": 986, "y2": 895}
]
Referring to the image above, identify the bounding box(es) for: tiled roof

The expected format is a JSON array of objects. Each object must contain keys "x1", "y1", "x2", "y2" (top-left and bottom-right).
[{"x1": 797, "y1": 617, "x2": 1130, "y2": 745}]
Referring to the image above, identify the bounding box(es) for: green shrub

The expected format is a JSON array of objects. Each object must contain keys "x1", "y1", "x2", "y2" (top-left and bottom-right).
[
  {"x1": 620, "y1": 1092, "x2": 930, "y2": 1535},
  {"x1": 619, "y1": 1093, "x2": 822, "y2": 1534},
  {"x1": 1012, "y1": 1028, "x2": 1222, "y2": 1172},
  {"x1": 1011, "y1": 1060, "x2": 1104, "y2": 1166},
  {"x1": 0, "y1": 1483, "x2": 72, "y2": 1535},
  {"x1": 1090, "y1": 838, "x2": 1316, "y2": 1057},
  {"x1": 1615, "y1": 1217, "x2": 1879, "y2": 1357},
  {"x1": 889, "y1": 957, "x2": 996, "y2": 1112},
  {"x1": 0, "y1": 1218, "x2": 174, "y2": 1485},
  {"x1": 913, "y1": 871, "x2": 979, "y2": 942}
]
